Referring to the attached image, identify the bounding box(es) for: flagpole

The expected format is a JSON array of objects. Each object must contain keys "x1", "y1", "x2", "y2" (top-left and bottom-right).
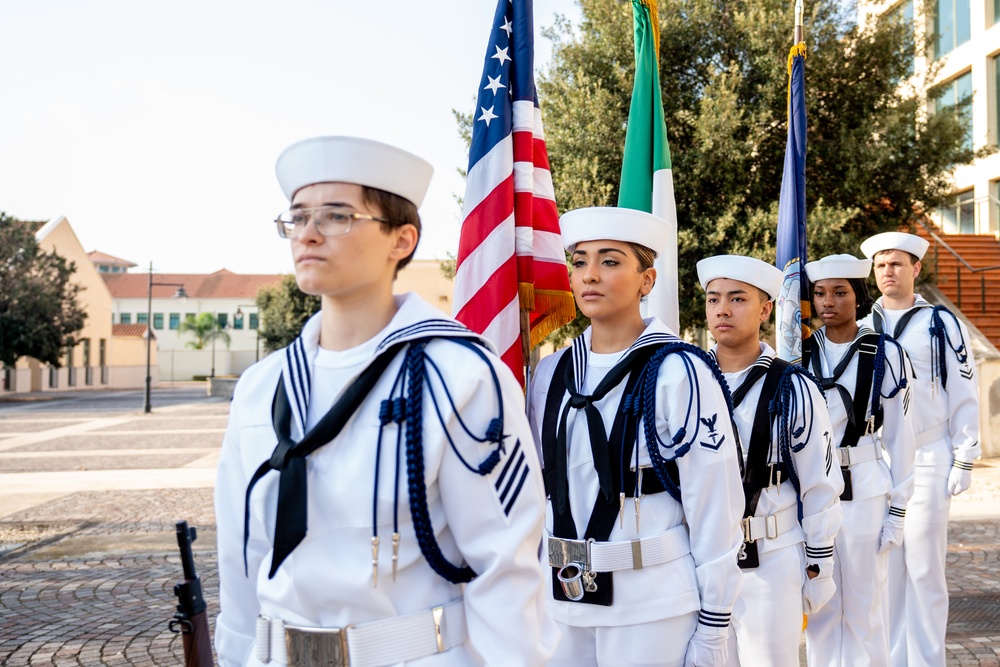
[
  {"x1": 795, "y1": 0, "x2": 804, "y2": 43},
  {"x1": 521, "y1": 308, "x2": 532, "y2": 401}
]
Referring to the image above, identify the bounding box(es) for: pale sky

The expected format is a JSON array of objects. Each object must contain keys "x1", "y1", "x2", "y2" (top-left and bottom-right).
[{"x1": 1, "y1": 0, "x2": 581, "y2": 275}]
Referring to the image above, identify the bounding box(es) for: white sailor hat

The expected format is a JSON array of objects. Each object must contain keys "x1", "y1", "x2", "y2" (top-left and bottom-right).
[
  {"x1": 559, "y1": 207, "x2": 670, "y2": 256},
  {"x1": 859, "y1": 232, "x2": 929, "y2": 261},
  {"x1": 697, "y1": 255, "x2": 784, "y2": 301},
  {"x1": 275, "y1": 136, "x2": 433, "y2": 207},
  {"x1": 805, "y1": 254, "x2": 872, "y2": 281}
]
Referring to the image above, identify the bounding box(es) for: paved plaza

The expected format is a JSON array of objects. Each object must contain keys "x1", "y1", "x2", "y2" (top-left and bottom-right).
[{"x1": 0, "y1": 386, "x2": 998, "y2": 666}]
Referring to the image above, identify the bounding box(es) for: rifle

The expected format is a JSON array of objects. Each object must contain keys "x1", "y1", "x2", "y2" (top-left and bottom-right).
[{"x1": 169, "y1": 520, "x2": 215, "y2": 667}]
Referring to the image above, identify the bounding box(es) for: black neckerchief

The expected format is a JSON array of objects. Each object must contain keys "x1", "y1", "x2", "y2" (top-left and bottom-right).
[{"x1": 243, "y1": 342, "x2": 406, "y2": 578}]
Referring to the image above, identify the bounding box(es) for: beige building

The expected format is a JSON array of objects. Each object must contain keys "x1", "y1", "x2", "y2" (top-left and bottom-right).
[
  {"x1": 2, "y1": 216, "x2": 153, "y2": 394},
  {"x1": 864, "y1": 0, "x2": 1000, "y2": 235},
  {"x1": 393, "y1": 259, "x2": 455, "y2": 314}
]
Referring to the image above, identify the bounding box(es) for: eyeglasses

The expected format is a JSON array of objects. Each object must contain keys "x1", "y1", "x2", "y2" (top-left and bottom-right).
[{"x1": 274, "y1": 206, "x2": 389, "y2": 239}]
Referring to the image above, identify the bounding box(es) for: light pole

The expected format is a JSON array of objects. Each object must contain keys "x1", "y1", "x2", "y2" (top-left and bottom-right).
[
  {"x1": 235, "y1": 305, "x2": 260, "y2": 363},
  {"x1": 145, "y1": 262, "x2": 187, "y2": 414}
]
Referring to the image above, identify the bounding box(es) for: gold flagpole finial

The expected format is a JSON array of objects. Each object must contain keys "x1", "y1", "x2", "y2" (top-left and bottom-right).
[{"x1": 795, "y1": 0, "x2": 804, "y2": 44}]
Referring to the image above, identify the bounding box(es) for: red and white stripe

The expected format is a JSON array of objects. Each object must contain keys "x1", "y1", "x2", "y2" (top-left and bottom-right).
[{"x1": 454, "y1": 100, "x2": 566, "y2": 382}]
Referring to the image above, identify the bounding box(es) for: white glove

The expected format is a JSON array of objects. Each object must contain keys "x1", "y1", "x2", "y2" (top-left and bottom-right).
[
  {"x1": 683, "y1": 628, "x2": 729, "y2": 667},
  {"x1": 878, "y1": 513, "x2": 905, "y2": 554},
  {"x1": 802, "y1": 564, "x2": 836, "y2": 614},
  {"x1": 948, "y1": 466, "x2": 972, "y2": 496}
]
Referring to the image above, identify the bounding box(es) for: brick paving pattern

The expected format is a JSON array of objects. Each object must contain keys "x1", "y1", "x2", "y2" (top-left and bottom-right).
[{"x1": 0, "y1": 385, "x2": 997, "y2": 665}]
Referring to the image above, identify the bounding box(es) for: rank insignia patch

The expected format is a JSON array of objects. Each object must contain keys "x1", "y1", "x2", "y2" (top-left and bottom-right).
[{"x1": 699, "y1": 413, "x2": 725, "y2": 451}]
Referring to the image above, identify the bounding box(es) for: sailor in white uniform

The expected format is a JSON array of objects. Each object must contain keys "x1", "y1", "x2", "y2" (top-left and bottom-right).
[
  {"x1": 859, "y1": 232, "x2": 980, "y2": 667},
  {"x1": 527, "y1": 208, "x2": 744, "y2": 667},
  {"x1": 697, "y1": 255, "x2": 843, "y2": 667},
  {"x1": 802, "y1": 253, "x2": 916, "y2": 667},
  {"x1": 214, "y1": 136, "x2": 558, "y2": 667}
]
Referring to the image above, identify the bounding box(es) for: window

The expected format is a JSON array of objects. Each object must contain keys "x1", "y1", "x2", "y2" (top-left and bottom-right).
[
  {"x1": 153, "y1": 313, "x2": 164, "y2": 330},
  {"x1": 49, "y1": 366, "x2": 58, "y2": 388},
  {"x1": 99, "y1": 339, "x2": 107, "y2": 384},
  {"x1": 120, "y1": 313, "x2": 132, "y2": 324},
  {"x1": 233, "y1": 313, "x2": 244, "y2": 330},
  {"x1": 137, "y1": 312, "x2": 148, "y2": 325},
  {"x1": 249, "y1": 313, "x2": 259, "y2": 330},
  {"x1": 66, "y1": 348, "x2": 76, "y2": 387},
  {"x1": 217, "y1": 313, "x2": 228, "y2": 328},
  {"x1": 995, "y1": 0, "x2": 1000, "y2": 25},
  {"x1": 940, "y1": 189, "x2": 976, "y2": 233},
  {"x1": 83, "y1": 339, "x2": 93, "y2": 385},
  {"x1": 169, "y1": 313, "x2": 180, "y2": 330},
  {"x1": 936, "y1": 0, "x2": 971, "y2": 58},
  {"x1": 890, "y1": 1, "x2": 914, "y2": 77},
  {"x1": 936, "y1": 71, "x2": 973, "y2": 150}
]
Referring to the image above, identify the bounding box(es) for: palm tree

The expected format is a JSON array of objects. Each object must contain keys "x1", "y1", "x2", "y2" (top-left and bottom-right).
[{"x1": 178, "y1": 313, "x2": 230, "y2": 350}]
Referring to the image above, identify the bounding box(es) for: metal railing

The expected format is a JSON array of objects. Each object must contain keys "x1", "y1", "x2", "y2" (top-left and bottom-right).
[{"x1": 918, "y1": 219, "x2": 1000, "y2": 313}]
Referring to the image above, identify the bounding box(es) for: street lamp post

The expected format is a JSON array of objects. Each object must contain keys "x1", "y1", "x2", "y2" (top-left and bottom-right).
[{"x1": 144, "y1": 262, "x2": 187, "y2": 414}]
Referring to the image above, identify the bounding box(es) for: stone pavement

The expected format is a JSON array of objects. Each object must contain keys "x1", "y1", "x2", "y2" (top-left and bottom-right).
[{"x1": 0, "y1": 386, "x2": 998, "y2": 665}]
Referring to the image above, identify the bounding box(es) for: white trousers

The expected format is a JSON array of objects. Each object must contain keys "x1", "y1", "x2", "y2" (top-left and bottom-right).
[
  {"x1": 548, "y1": 613, "x2": 698, "y2": 667},
  {"x1": 730, "y1": 544, "x2": 805, "y2": 667},
  {"x1": 805, "y1": 494, "x2": 889, "y2": 667},
  {"x1": 888, "y1": 463, "x2": 951, "y2": 667}
]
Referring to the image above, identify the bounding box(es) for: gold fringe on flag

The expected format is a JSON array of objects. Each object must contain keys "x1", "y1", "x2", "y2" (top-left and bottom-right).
[
  {"x1": 786, "y1": 42, "x2": 806, "y2": 112},
  {"x1": 518, "y1": 282, "x2": 577, "y2": 350},
  {"x1": 636, "y1": 0, "x2": 660, "y2": 60},
  {"x1": 787, "y1": 42, "x2": 806, "y2": 74}
]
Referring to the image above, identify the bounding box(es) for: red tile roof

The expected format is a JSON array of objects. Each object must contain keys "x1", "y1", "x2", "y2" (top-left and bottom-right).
[
  {"x1": 88, "y1": 250, "x2": 137, "y2": 267},
  {"x1": 112, "y1": 324, "x2": 154, "y2": 339},
  {"x1": 102, "y1": 269, "x2": 285, "y2": 299}
]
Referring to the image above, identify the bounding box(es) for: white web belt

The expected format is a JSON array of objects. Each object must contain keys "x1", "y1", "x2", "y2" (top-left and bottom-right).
[
  {"x1": 547, "y1": 524, "x2": 690, "y2": 572},
  {"x1": 256, "y1": 600, "x2": 466, "y2": 667}
]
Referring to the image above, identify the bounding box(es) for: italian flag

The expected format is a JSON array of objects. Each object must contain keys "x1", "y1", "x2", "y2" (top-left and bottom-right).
[{"x1": 618, "y1": 0, "x2": 679, "y2": 333}]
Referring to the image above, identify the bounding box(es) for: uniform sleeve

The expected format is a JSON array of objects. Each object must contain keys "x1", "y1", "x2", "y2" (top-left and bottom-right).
[
  {"x1": 656, "y1": 353, "x2": 744, "y2": 637},
  {"x1": 214, "y1": 383, "x2": 268, "y2": 667},
  {"x1": 881, "y1": 344, "x2": 916, "y2": 511},
  {"x1": 527, "y1": 351, "x2": 561, "y2": 466},
  {"x1": 436, "y1": 350, "x2": 559, "y2": 666},
  {"x1": 946, "y1": 317, "x2": 981, "y2": 463},
  {"x1": 788, "y1": 375, "x2": 844, "y2": 565}
]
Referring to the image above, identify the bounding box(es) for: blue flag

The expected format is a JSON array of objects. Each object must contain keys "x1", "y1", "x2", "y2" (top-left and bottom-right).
[{"x1": 776, "y1": 43, "x2": 808, "y2": 363}]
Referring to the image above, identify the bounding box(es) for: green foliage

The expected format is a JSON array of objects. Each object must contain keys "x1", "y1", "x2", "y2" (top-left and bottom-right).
[
  {"x1": 178, "y1": 312, "x2": 231, "y2": 351},
  {"x1": 0, "y1": 212, "x2": 86, "y2": 367},
  {"x1": 255, "y1": 275, "x2": 321, "y2": 352},
  {"x1": 527, "y1": 0, "x2": 976, "y2": 332}
]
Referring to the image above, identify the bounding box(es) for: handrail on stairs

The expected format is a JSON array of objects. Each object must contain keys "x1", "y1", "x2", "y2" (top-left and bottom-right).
[{"x1": 916, "y1": 219, "x2": 1000, "y2": 313}]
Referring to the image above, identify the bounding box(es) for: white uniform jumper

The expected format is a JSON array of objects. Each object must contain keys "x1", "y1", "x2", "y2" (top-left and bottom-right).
[
  {"x1": 803, "y1": 326, "x2": 916, "y2": 667},
  {"x1": 862, "y1": 296, "x2": 980, "y2": 667},
  {"x1": 716, "y1": 343, "x2": 843, "y2": 667},
  {"x1": 528, "y1": 320, "x2": 744, "y2": 667},
  {"x1": 215, "y1": 294, "x2": 557, "y2": 667}
]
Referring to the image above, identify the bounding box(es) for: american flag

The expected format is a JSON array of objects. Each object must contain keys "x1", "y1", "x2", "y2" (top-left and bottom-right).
[{"x1": 453, "y1": 0, "x2": 575, "y2": 385}]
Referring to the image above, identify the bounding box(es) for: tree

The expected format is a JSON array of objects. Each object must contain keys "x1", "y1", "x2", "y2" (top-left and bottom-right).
[
  {"x1": 0, "y1": 212, "x2": 86, "y2": 367},
  {"x1": 256, "y1": 275, "x2": 321, "y2": 352},
  {"x1": 530, "y1": 0, "x2": 978, "y2": 331},
  {"x1": 178, "y1": 313, "x2": 230, "y2": 350}
]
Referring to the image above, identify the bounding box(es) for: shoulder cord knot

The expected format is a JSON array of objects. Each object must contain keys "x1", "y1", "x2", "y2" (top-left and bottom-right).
[
  {"x1": 930, "y1": 306, "x2": 969, "y2": 390},
  {"x1": 631, "y1": 342, "x2": 736, "y2": 500}
]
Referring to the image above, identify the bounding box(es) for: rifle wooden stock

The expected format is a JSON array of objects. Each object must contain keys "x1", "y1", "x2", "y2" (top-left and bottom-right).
[
  {"x1": 170, "y1": 520, "x2": 215, "y2": 667},
  {"x1": 180, "y1": 609, "x2": 214, "y2": 667}
]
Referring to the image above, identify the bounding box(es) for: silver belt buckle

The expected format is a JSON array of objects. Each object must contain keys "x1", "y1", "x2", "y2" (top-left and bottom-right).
[
  {"x1": 548, "y1": 536, "x2": 589, "y2": 569},
  {"x1": 741, "y1": 517, "x2": 755, "y2": 543},
  {"x1": 285, "y1": 624, "x2": 351, "y2": 667}
]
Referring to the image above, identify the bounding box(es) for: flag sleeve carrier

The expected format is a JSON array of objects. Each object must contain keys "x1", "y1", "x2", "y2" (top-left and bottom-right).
[{"x1": 169, "y1": 519, "x2": 214, "y2": 667}]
